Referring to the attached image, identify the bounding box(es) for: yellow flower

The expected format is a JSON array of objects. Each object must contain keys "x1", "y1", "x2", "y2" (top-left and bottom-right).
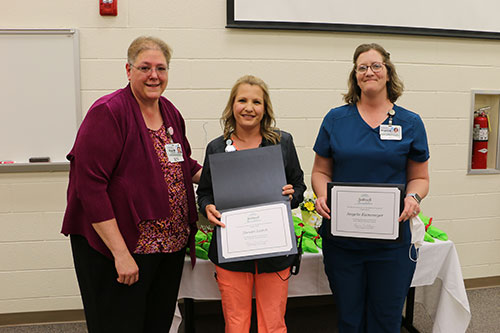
[{"x1": 304, "y1": 201, "x2": 315, "y2": 212}]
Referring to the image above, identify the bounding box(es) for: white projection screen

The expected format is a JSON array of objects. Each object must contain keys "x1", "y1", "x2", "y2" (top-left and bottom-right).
[{"x1": 227, "y1": 0, "x2": 500, "y2": 39}]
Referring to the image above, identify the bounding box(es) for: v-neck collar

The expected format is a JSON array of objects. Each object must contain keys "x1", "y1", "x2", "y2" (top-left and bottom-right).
[{"x1": 354, "y1": 104, "x2": 393, "y2": 131}]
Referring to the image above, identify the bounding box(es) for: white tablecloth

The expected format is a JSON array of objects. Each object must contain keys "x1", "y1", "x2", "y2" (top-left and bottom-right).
[
  {"x1": 171, "y1": 239, "x2": 470, "y2": 333},
  {"x1": 411, "y1": 240, "x2": 471, "y2": 333}
]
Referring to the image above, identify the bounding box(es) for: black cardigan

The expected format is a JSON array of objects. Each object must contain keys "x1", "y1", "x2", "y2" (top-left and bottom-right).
[{"x1": 197, "y1": 131, "x2": 306, "y2": 273}]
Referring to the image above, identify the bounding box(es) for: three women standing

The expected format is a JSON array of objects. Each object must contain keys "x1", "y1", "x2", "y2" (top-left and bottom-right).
[{"x1": 63, "y1": 36, "x2": 428, "y2": 333}]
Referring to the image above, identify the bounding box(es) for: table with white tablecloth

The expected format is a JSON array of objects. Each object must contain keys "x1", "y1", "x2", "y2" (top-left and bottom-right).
[{"x1": 170, "y1": 239, "x2": 470, "y2": 333}]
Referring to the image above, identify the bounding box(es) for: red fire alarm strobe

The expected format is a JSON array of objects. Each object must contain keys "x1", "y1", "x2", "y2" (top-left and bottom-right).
[{"x1": 100, "y1": 0, "x2": 117, "y2": 16}]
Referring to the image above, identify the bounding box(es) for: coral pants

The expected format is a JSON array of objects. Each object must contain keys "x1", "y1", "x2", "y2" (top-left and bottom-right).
[{"x1": 215, "y1": 265, "x2": 289, "y2": 333}]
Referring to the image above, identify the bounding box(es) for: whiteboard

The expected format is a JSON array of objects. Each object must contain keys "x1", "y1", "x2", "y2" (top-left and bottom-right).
[
  {"x1": 228, "y1": 0, "x2": 500, "y2": 39},
  {"x1": 0, "y1": 29, "x2": 81, "y2": 171}
]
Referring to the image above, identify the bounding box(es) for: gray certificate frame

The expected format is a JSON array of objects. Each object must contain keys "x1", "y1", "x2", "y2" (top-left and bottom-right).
[{"x1": 209, "y1": 145, "x2": 297, "y2": 263}]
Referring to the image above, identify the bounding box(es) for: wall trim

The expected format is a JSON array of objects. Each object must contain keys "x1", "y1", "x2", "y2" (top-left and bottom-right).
[
  {"x1": 0, "y1": 310, "x2": 84, "y2": 327},
  {"x1": 464, "y1": 276, "x2": 500, "y2": 289}
]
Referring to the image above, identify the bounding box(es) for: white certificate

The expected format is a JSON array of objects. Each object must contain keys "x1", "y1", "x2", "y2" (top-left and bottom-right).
[
  {"x1": 220, "y1": 202, "x2": 293, "y2": 260},
  {"x1": 331, "y1": 186, "x2": 400, "y2": 240}
]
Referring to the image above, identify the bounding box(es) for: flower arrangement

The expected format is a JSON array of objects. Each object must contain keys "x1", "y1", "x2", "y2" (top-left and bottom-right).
[{"x1": 300, "y1": 195, "x2": 317, "y2": 213}]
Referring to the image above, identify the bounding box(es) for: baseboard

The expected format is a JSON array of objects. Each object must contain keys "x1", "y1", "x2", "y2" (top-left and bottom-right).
[
  {"x1": 464, "y1": 276, "x2": 500, "y2": 289},
  {"x1": 0, "y1": 310, "x2": 84, "y2": 327}
]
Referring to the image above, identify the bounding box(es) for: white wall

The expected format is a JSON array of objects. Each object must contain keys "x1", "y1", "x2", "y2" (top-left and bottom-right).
[{"x1": 1, "y1": 0, "x2": 499, "y2": 314}]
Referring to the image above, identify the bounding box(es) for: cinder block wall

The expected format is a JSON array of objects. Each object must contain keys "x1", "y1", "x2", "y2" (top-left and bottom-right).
[{"x1": 1, "y1": 0, "x2": 499, "y2": 314}]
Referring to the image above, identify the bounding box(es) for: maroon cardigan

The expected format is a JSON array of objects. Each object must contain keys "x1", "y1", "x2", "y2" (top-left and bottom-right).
[{"x1": 62, "y1": 85, "x2": 201, "y2": 265}]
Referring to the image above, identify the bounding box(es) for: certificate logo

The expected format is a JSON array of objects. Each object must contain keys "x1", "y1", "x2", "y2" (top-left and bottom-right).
[
  {"x1": 357, "y1": 194, "x2": 372, "y2": 205},
  {"x1": 247, "y1": 213, "x2": 261, "y2": 223}
]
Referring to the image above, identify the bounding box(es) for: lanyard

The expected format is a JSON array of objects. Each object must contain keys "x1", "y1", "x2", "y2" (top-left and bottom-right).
[{"x1": 380, "y1": 109, "x2": 402, "y2": 141}]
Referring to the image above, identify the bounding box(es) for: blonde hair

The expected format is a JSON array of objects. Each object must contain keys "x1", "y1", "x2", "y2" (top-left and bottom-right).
[
  {"x1": 343, "y1": 43, "x2": 404, "y2": 104},
  {"x1": 221, "y1": 75, "x2": 280, "y2": 144},
  {"x1": 127, "y1": 36, "x2": 172, "y2": 65}
]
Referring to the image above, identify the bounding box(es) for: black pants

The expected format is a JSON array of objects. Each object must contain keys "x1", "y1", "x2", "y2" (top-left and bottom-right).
[{"x1": 70, "y1": 235, "x2": 186, "y2": 333}]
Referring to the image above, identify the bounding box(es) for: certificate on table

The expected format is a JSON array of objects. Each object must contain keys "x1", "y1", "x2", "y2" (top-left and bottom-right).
[
  {"x1": 209, "y1": 145, "x2": 297, "y2": 263},
  {"x1": 219, "y1": 202, "x2": 293, "y2": 260},
  {"x1": 327, "y1": 182, "x2": 405, "y2": 241}
]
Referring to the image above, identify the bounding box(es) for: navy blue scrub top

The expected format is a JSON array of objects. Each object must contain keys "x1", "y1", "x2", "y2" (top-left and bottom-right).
[{"x1": 313, "y1": 103, "x2": 430, "y2": 249}]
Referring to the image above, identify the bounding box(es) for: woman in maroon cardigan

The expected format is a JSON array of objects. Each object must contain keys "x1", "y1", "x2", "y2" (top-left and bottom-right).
[{"x1": 62, "y1": 36, "x2": 201, "y2": 333}]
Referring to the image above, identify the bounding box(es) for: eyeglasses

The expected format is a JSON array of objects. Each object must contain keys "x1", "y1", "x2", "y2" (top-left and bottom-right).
[
  {"x1": 129, "y1": 64, "x2": 169, "y2": 76},
  {"x1": 355, "y1": 62, "x2": 385, "y2": 74}
]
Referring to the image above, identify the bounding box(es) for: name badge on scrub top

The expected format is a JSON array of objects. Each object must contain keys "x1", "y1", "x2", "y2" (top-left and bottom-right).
[
  {"x1": 379, "y1": 125, "x2": 402, "y2": 140},
  {"x1": 165, "y1": 143, "x2": 184, "y2": 163}
]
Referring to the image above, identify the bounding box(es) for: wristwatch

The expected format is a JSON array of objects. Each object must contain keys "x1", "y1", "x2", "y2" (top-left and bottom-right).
[{"x1": 406, "y1": 193, "x2": 422, "y2": 204}]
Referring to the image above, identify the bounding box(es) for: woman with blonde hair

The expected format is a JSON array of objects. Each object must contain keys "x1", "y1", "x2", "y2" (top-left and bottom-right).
[{"x1": 197, "y1": 75, "x2": 306, "y2": 332}]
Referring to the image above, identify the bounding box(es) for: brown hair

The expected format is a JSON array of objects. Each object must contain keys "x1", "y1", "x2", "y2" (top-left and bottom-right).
[
  {"x1": 221, "y1": 75, "x2": 280, "y2": 144},
  {"x1": 343, "y1": 43, "x2": 404, "y2": 104},
  {"x1": 127, "y1": 36, "x2": 172, "y2": 65}
]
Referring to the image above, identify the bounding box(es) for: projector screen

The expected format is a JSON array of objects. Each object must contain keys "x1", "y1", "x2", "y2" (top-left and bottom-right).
[{"x1": 227, "y1": 0, "x2": 500, "y2": 39}]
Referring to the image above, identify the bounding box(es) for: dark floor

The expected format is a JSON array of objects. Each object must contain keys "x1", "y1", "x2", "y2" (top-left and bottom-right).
[
  {"x1": 0, "y1": 287, "x2": 498, "y2": 332},
  {"x1": 179, "y1": 295, "x2": 339, "y2": 333}
]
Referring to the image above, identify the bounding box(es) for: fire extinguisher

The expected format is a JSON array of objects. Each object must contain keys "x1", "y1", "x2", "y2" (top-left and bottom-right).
[{"x1": 471, "y1": 107, "x2": 490, "y2": 169}]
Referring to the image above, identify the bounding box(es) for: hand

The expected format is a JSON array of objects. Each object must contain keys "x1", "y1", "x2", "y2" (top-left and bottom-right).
[
  {"x1": 315, "y1": 196, "x2": 331, "y2": 219},
  {"x1": 114, "y1": 251, "x2": 139, "y2": 286},
  {"x1": 206, "y1": 204, "x2": 225, "y2": 228},
  {"x1": 282, "y1": 184, "x2": 294, "y2": 201},
  {"x1": 399, "y1": 196, "x2": 420, "y2": 222}
]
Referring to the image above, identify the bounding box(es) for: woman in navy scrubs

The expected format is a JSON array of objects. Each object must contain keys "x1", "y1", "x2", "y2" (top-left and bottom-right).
[{"x1": 311, "y1": 43, "x2": 430, "y2": 332}]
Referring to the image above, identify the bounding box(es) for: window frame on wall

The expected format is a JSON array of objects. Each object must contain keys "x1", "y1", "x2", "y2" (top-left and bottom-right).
[{"x1": 227, "y1": 0, "x2": 500, "y2": 40}]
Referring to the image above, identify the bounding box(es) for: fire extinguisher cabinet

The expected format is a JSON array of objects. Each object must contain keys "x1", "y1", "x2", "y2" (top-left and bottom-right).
[{"x1": 468, "y1": 91, "x2": 500, "y2": 174}]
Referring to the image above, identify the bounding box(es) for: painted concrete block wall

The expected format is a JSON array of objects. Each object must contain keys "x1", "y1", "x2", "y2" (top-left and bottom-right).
[{"x1": 1, "y1": 0, "x2": 499, "y2": 314}]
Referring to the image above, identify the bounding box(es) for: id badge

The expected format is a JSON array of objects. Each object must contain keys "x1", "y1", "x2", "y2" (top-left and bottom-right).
[
  {"x1": 380, "y1": 125, "x2": 402, "y2": 140},
  {"x1": 165, "y1": 143, "x2": 184, "y2": 162}
]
